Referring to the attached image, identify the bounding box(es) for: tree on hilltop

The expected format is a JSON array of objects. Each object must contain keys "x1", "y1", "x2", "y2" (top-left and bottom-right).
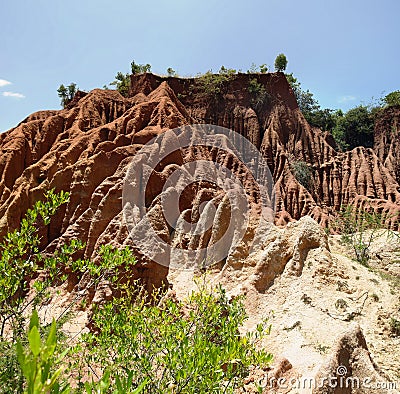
[
  {"x1": 131, "y1": 61, "x2": 151, "y2": 75},
  {"x1": 57, "y1": 82, "x2": 77, "y2": 108},
  {"x1": 275, "y1": 53, "x2": 288, "y2": 72}
]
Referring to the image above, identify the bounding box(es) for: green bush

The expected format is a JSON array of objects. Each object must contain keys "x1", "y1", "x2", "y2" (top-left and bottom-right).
[
  {"x1": 274, "y1": 54, "x2": 288, "y2": 72},
  {"x1": 195, "y1": 66, "x2": 236, "y2": 98},
  {"x1": 130, "y1": 61, "x2": 151, "y2": 75},
  {"x1": 390, "y1": 317, "x2": 400, "y2": 336},
  {"x1": 333, "y1": 204, "x2": 391, "y2": 266},
  {"x1": 0, "y1": 190, "x2": 73, "y2": 393},
  {"x1": 0, "y1": 189, "x2": 71, "y2": 339},
  {"x1": 248, "y1": 78, "x2": 269, "y2": 110},
  {"x1": 0, "y1": 192, "x2": 273, "y2": 393},
  {"x1": 382, "y1": 91, "x2": 400, "y2": 107},
  {"x1": 81, "y1": 281, "x2": 273, "y2": 393},
  {"x1": 16, "y1": 310, "x2": 69, "y2": 394},
  {"x1": 57, "y1": 83, "x2": 78, "y2": 108},
  {"x1": 290, "y1": 160, "x2": 314, "y2": 191},
  {"x1": 109, "y1": 61, "x2": 152, "y2": 97},
  {"x1": 332, "y1": 106, "x2": 375, "y2": 150},
  {"x1": 110, "y1": 72, "x2": 130, "y2": 97},
  {"x1": 0, "y1": 191, "x2": 137, "y2": 393}
]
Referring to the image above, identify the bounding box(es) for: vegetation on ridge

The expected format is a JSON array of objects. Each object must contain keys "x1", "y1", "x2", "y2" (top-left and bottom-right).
[
  {"x1": 274, "y1": 53, "x2": 288, "y2": 72},
  {"x1": 56, "y1": 56, "x2": 399, "y2": 155},
  {"x1": 109, "y1": 60, "x2": 152, "y2": 97},
  {"x1": 57, "y1": 83, "x2": 78, "y2": 108}
]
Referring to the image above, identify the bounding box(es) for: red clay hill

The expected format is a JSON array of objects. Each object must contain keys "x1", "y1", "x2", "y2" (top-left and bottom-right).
[{"x1": 0, "y1": 72, "x2": 399, "y2": 285}]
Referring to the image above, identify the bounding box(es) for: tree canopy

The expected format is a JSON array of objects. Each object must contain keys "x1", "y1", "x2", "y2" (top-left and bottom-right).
[
  {"x1": 332, "y1": 106, "x2": 375, "y2": 150},
  {"x1": 382, "y1": 90, "x2": 400, "y2": 107},
  {"x1": 285, "y1": 73, "x2": 383, "y2": 151},
  {"x1": 57, "y1": 82, "x2": 77, "y2": 108},
  {"x1": 109, "y1": 61, "x2": 152, "y2": 97},
  {"x1": 274, "y1": 53, "x2": 288, "y2": 72},
  {"x1": 131, "y1": 61, "x2": 151, "y2": 75}
]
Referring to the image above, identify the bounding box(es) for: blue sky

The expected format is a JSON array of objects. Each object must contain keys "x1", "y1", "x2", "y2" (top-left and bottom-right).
[{"x1": 1, "y1": 0, "x2": 399, "y2": 132}]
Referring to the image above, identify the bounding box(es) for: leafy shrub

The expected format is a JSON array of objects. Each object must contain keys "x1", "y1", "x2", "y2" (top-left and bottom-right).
[
  {"x1": 130, "y1": 61, "x2": 151, "y2": 75},
  {"x1": 81, "y1": 281, "x2": 273, "y2": 393},
  {"x1": 110, "y1": 72, "x2": 130, "y2": 97},
  {"x1": 0, "y1": 190, "x2": 73, "y2": 393},
  {"x1": 110, "y1": 61, "x2": 152, "y2": 97},
  {"x1": 16, "y1": 310, "x2": 69, "y2": 394},
  {"x1": 0, "y1": 189, "x2": 71, "y2": 339},
  {"x1": 382, "y1": 90, "x2": 400, "y2": 107},
  {"x1": 274, "y1": 53, "x2": 288, "y2": 72},
  {"x1": 290, "y1": 160, "x2": 314, "y2": 191},
  {"x1": 195, "y1": 66, "x2": 236, "y2": 98},
  {"x1": 332, "y1": 106, "x2": 375, "y2": 150},
  {"x1": 0, "y1": 191, "x2": 137, "y2": 393},
  {"x1": 334, "y1": 204, "x2": 390, "y2": 266},
  {"x1": 390, "y1": 317, "x2": 400, "y2": 336},
  {"x1": 57, "y1": 83, "x2": 78, "y2": 108},
  {"x1": 0, "y1": 191, "x2": 273, "y2": 393},
  {"x1": 248, "y1": 78, "x2": 269, "y2": 110}
]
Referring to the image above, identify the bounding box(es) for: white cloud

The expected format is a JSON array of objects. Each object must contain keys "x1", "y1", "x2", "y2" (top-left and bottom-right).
[
  {"x1": 0, "y1": 79, "x2": 12, "y2": 87},
  {"x1": 338, "y1": 95, "x2": 356, "y2": 103},
  {"x1": 3, "y1": 91, "x2": 25, "y2": 99}
]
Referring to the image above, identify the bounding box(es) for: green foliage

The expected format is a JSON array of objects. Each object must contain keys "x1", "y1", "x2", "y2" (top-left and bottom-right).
[
  {"x1": 57, "y1": 83, "x2": 77, "y2": 108},
  {"x1": 248, "y1": 78, "x2": 263, "y2": 95},
  {"x1": 166, "y1": 67, "x2": 177, "y2": 77},
  {"x1": 382, "y1": 90, "x2": 400, "y2": 107},
  {"x1": 130, "y1": 61, "x2": 151, "y2": 75},
  {"x1": 0, "y1": 189, "x2": 71, "y2": 338},
  {"x1": 285, "y1": 73, "x2": 381, "y2": 151},
  {"x1": 109, "y1": 61, "x2": 152, "y2": 97},
  {"x1": 286, "y1": 73, "x2": 318, "y2": 113},
  {"x1": 110, "y1": 72, "x2": 130, "y2": 97},
  {"x1": 195, "y1": 66, "x2": 237, "y2": 98},
  {"x1": 0, "y1": 191, "x2": 273, "y2": 393},
  {"x1": 247, "y1": 63, "x2": 268, "y2": 74},
  {"x1": 334, "y1": 205, "x2": 390, "y2": 266},
  {"x1": 285, "y1": 73, "x2": 338, "y2": 133},
  {"x1": 0, "y1": 190, "x2": 77, "y2": 393},
  {"x1": 82, "y1": 281, "x2": 273, "y2": 393},
  {"x1": 16, "y1": 310, "x2": 69, "y2": 394},
  {"x1": 274, "y1": 53, "x2": 288, "y2": 72},
  {"x1": 84, "y1": 372, "x2": 147, "y2": 394},
  {"x1": 305, "y1": 108, "x2": 338, "y2": 133},
  {"x1": 290, "y1": 160, "x2": 314, "y2": 191},
  {"x1": 248, "y1": 78, "x2": 269, "y2": 110},
  {"x1": 259, "y1": 64, "x2": 268, "y2": 74},
  {"x1": 390, "y1": 317, "x2": 400, "y2": 336},
  {"x1": 332, "y1": 106, "x2": 375, "y2": 150}
]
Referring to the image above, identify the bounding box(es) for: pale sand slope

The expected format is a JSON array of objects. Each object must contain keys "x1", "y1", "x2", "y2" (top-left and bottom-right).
[{"x1": 168, "y1": 219, "x2": 400, "y2": 393}]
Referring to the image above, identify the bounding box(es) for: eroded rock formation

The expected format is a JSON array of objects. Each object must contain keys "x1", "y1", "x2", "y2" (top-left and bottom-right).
[{"x1": 0, "y1": 72, "x2": 399, "y2": 288}]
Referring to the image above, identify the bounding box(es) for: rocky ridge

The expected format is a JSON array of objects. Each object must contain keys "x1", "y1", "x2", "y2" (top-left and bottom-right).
[{"x1": 1, "y1": 73, "x2": 399, "y2": 265}]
